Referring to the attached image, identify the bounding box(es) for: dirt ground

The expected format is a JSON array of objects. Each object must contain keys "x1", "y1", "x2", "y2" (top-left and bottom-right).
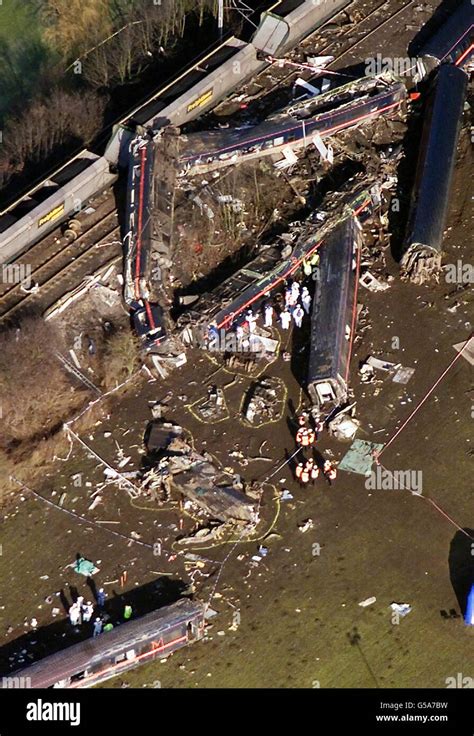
[{"x1": 0, "y1": 122, "x2": 472, "y2": 687}]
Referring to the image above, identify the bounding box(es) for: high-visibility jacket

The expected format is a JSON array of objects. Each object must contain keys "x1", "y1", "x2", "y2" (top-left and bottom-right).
[
  {"x1": 311, "y1": 466, "x2": 319, "y2": 480},
  {"x1": 295, "y1": 463, "x2": 303, "y2": 480},
  {"x1": 300, "y1": 468, "x2": 310, "y2": 484},
  {"x1": 296, "y1": 428, "x2": 306, "y2": 445},
  {"x1": 304, "y1": 429, "x2": 316, "y2": 446}
]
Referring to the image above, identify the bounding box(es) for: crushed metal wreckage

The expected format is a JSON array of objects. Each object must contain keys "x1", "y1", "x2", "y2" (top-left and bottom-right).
[
  {"x1": 242, "y1": 376, "x2": 285, "y2": 425},
  {"x1": 192, "y1": 386, "x2": 228, "y2": 422},
  {"x1": 176, "y1": 164, "x2": 398, "y2": 353},
  {"x1": 140, "y1": 418, "x2": 260, "y2": 533}
]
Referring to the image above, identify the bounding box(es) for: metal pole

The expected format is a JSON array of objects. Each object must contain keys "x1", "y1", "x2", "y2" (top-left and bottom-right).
[{"x1": 218, "y1": 0, "x2": 224, "y2": 39}]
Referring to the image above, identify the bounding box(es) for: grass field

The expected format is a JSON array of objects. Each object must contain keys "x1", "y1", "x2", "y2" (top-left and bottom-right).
[{"x1": 0, "y1": 0, "x2": 50, "y2": 120}]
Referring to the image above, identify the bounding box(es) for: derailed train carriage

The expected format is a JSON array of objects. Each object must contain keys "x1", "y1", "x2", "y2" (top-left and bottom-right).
[
  {"x1": 415, "y1": 0, "x2": 473, "y2": 71},
  {"x1": 0, "y1": 0, "x2": 351, "y2": 266},
  {"x1": 401, "y1": 62, "x2": 469, "y2": 281},
  {"x1": 2, "y1": 599, "x2": 205, "y2": 689},
  {"x1": 124, "y1": 137, "x2": 155, "y2": 305},
  {"x1": 176, "y1": 75, "x2": 407, "y2": 177},
  {"x1": 178, "y1": 184, "x2": 378, "y2": 350},
  {"x1": 307, "y1": 218, "x2": 362, "y2": 411}
]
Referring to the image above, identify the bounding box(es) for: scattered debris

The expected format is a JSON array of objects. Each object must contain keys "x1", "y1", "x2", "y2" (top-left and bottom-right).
[
  {"x1": 359, "y1": 271, "x2": 391, "y2": 292},
  {"x1": 338, "y1": 439, "x2": 384, "y2": 476},
  {"x1": 390, "y1": 602, "x2": 412, "y2": 617},
  {"x1": 73, "y1": 558, "x2": 100, "y2": 577},
  {"x1": 453, "y1": 339, "x2": 474, "y2": 366},
  {"x1": 328, "y1": 411, "x2": 360, "y2": 441},
  {"x1": 392, "y1": 366, "x2": 415, "y2": 384},
  {"x1": 359, "y1": 597, "x2": 377, "y2": 607},
  {"x1": 242, "y1": 376, "x2": 285, "y2": 425}
]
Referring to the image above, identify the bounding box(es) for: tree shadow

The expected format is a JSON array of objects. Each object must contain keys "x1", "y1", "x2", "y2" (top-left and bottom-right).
[{"x1": 0, "y1": 576, "x2": 187, "y2": 676}]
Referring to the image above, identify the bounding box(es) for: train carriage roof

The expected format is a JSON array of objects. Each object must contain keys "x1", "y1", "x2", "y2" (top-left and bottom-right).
[{"x1": 4, "y1": 598, "x2": 204, "y2": 689}]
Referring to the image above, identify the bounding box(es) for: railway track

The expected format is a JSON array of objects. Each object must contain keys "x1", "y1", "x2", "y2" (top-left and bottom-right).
[
  {"x1": 0, "y1": 197, "x2": 117, "y2": 296},
  {"x1": 0, "y1": 219, "x2": 121, "y2": 323},
  {"x1": 0, "y1": 0, "x2": 429, "y2": 326},
  {"x1": 213, "y1": 0, "x2": 422, "y2": 118}
]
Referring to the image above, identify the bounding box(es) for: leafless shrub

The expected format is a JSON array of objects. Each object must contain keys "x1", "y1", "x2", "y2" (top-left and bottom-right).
[
  {"x1": 0, "y1": 318, "x2": 88, "y2": 448},
  {"x1": 99, "y1": 329, "x2": 142, "y2": 391}
]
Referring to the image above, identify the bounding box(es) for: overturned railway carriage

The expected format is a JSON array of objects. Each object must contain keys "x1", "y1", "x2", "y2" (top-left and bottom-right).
[
  {"x1": 179, "y1": 185, "x2": 378, "y2": 347},
  {"x1": 307, "y1": 218, "x2": 362, "y2": 410},
  {"x1": 124, "y1": 138, "x2": 155, "y2": 304},
  {"x1": 3, "y1": 599, "x2": 205, "y2": 689},
  {"x1": 0, "y1": 0, "x2": 349, "y2": 266},
  {"x1": 416, "y1": 0, "x2": 474, "y2": 70},
  {"x1": 0, "y1": 153, "x2": 116, "y2": 264},
  {"x1": 177, "y1": 76, "x2": 407, "y2": 177},
  {"x1": 403, "y1": 64, "x2": 468, "y2": 271}
]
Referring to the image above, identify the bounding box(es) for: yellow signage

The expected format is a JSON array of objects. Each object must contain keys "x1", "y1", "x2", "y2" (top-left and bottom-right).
[
  {"x1": 187, "y1": 88, "x2": 213, "y2": 113},
  {"x1": 38, "y1": 203, "x2": 65, "y2": 229}
]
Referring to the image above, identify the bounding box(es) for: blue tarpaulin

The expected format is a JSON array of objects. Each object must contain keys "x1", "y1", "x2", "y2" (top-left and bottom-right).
[{"x1": 465, "y1": 583, "x2": 474, "y2": 626}]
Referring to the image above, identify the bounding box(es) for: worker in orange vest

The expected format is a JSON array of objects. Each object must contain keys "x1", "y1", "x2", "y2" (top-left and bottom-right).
[
  {"x1": 300, "y1": 464, "x2": 310, "y2": 487},
  {"x1": 305, "y1": 459, "x2": 319, "y2": 485},
  {"x1": 323, "y1": 460, "x2": 337, "y2": 484},
  {"x1": 296, "y1": 426, "x2": 306, "y2": 446},
  {"x1": 303, "y1": 458, "x2": 317, "y2": 486},
  {"x1": 296, "y1": 427, "x2": 316, "y2": 447},
  {"x1": 305, "y1": 428, "x2": 316, "y2": 447},
  {"x1": 295, "y1": 462, "x2": 304, "y2": 486}
]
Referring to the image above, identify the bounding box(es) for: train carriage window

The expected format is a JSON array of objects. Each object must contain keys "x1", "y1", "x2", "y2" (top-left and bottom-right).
[
  {"x1": 273, "y1": 136, "x2": 284, "y2": 146},
  {"x1": 115, "y1": 653, "x2": 127, "y2": 664},
  {"x1": 126, "y1": 649, "x2": 136, "y2": 661},
  {"x1": 52, "y1": 678, "x2": 70, "y2": 688},
  {"x1": 70, "y1": 671, "x2": 86, "y2": 683}
]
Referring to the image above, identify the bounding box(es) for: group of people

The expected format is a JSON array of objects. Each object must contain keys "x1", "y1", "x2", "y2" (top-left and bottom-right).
[
  {"x1": 68, "y1": 588, "x2": 133, "y2": 638},
  {"x1": 295, "y1": 457, "x2": 337, "y2": 487},
  {"x1": 68, "y1": 596, "x2": 96, "y2": 627},
  {"x1": 293, "y1": 411, "x2": 337, "y2": 487},
  {"x1": 235, "y1": 280, "x2": 312, "y2": 338}
]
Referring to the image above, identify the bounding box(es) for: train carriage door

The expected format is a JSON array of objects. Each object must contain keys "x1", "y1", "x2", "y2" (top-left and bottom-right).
[{"x1": 187, "y1": 618, "x2": 201, "y2": 640}]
